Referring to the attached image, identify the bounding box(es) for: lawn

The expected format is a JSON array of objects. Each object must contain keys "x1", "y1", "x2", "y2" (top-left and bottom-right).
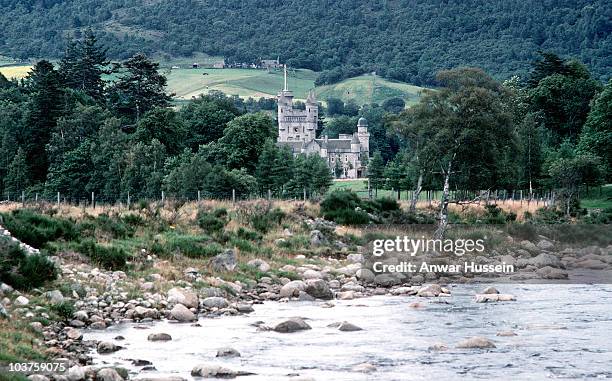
[
  {"x1": 580, "y1": 184, "x2": 612, "y2": 209},
  {"x1": 0, "y1": 65, "x2": 32, "y2": 80}
]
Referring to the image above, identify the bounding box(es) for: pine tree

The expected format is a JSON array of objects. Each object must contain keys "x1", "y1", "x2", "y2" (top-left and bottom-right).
[
  {"x1": 367, "y1": 151, "x2": 385, "y2": 197},
  {"x1": 4, "y1": 148, "x2": 30, "y2": 196}
]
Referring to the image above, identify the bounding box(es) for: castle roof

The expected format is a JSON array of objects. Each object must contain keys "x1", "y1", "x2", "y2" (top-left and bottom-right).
[{"x1": 357, "y1": 117, "x2": 368, "y2": 127}]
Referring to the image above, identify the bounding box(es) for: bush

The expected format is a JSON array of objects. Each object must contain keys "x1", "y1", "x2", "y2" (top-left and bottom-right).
[
  {"x1": 74, "y1": 240, "x2": 128, "y2": 270},
  {"x1": 122, "y1": 213, "x2": 145, "y2": 226},
  {"x1": 0, "y1": 210, "x2": 79, "y2": 247},
  {"x1": 321, "y1": 190, "x2": 370, "y2": 225},
  {"x1": 250, "y1": 208, "x2": 285, "y2": 233},
  {"x1": 165, "y1": 234, "x2": 222, "y2": 258},
  {"x1": 582, "y1": 207, "x2": 612, "y2": 224},
  {"x1": 236, "y1": 227, "x2": 262, "y2": 241},
  {"x1": 197, "y1": 211, "x2": 226, "y2": 234},
  {"x1": 82, "y1": 214, "x2": 135, "y2": 239},
  {"x1": 0, "y1": 238, "x2": 57, "y2": 291},
  {"x1": 51, "y1": 301, "x2": 75, "y2": 321}
]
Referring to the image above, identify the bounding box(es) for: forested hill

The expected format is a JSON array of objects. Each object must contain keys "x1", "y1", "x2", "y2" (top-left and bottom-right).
[{"x1": 0, "y1": 0, "x2": 610, "y2": 86}]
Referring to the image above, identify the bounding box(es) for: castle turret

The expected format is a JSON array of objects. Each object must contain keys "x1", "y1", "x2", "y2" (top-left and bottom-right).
[
  {"x1": 277, "y1": 66, "x2": 317, "y2": 143},
  {"x1": 351, "y1": 134, "x2": 361, "y2": 153},
  {"x1": 357, "y1": 117, "x2": 370, "y2": 153}
]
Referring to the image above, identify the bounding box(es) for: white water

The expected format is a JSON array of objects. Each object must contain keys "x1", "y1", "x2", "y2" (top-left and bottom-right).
[{"x1": 85, "y1": 284, "x2": 612, "y2": 380}]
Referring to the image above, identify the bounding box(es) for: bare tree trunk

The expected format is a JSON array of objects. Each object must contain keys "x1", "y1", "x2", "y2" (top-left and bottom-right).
[
  {"x1": 409, "y1": 171, "x2": 423, "y2": 213},
  {"x1": 434, "y1": 161, "x2": 452, "y2": 239}
]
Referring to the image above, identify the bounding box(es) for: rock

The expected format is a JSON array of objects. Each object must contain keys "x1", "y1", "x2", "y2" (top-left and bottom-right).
[
  {"x1": 346, "y1": 254, "x2": 363, "y2": 263},
  {"x1": 73, "y1": 310, "x2": 88, "y2": 321},
  {"x1": 577, "y1": 259, "x2": 607, "y2": 270},
  {"x1": 247, "y1": 259, "x2": 271, "y2": 272},
  {"x1": 147, "y1": 333, "x2": 172, "y2": 341},
  {"x1": 96, "y1": 368, "x2": 124, "y2": 381},
  {"x1": 66, "y1": 366, "x2": 85, "y2": 381},
  {"x1": 428, "y1": 343, "x2": 448, "y2": 351},
  {"x1": 482, "y1": 286, "x2": 499, "y2": 294},
  {"x1": 304, "y1": 279, "x2": 333, "y2": 300},
  {"x1": 0, "y1": 302, "x2": 8, "y2": 318},
  {"x1": 496, "y1": 330, "x2": 517, "y2": 337},
  {"x1": 297, "y1": 291, "x2": 315, "y2": 301},
  {"x1": 216, "y1": 347, "x2": 241, "y2": 358},
  {"x1": 530, "y1": 253, "x2": 564, "y2": 269},
  {"x1": 97, "y1": 341, "x2": 122, "y2": 354},
  {"x1": 45, "y1": 290, "x2": 64, "y2": 304},
  {"x1": 520, "y1": 240, "x2": 538, "y2": 252},
  {"x1": 279, "y1": 280, "x2": 306, "y2": 298},
  {"x1": 337, "y1": 321, "x2": 363, "y2": 332},
  {"x1": 134, "y1": 306, "x2": 159, "y2": 319},
  {"x1": 167, "y1": 288, "x2": 199, "y2": 309},
  {"x1": 190, "y1": 364, "x2": 236, "y2": 378},
  {"x1": 417, "y1": 284, "x2": 442, "y2": 297},
  {"x1": 14, "y1": 295, "x2": 29, "y2": 306},
  {"x1": 274, "y1": 318, "x2": 312, "y2": 333},
  {"x1": 351, "y1": 363, "x2": 376, "y2": 373},
  {"x1": 170, "y1": 304, "x2": 196, "y2": 322},
  {"x1": 65, "y1": 328, "x2": 82, "y2": 340},
  {"x1": 536, "y1": 266, "x2": 569, "y2": 279},
  {"x1": 456, "y1": 336, "x2": 496, "y2": 349},
  {"x1": 336, "y1": 291, "x2": 355, "y2": 300},
  {"x1": 202, "y1": 297, "x2": 228, "y2": 309},
  {"x1": 474, "y1": 294, "x2": 516, "y2": 303},
  {"x1": 236, "y1": 304, "x2": 254, "y2": 313},
  {"x1": 537, "y1": 239, "x2": 554, "y2": 250},
  {"x1": 302, "y1": 269, "x2": 323, "y2": 279},
  {"x1": 30, "y1": 321, "x2": 43, "y2": 333},
  {"x1": 135, "y1": 379, "x2": 186, "y2": 381},
  {"x1": 27, "y1": 376, "x2": 49, "y2": 381},
  {"x1": 91, "y1": 322, "x2": 107, "y2": 330},
  {"x1": 211, "y1": 249, "x2": 237, "y2": 272},
  {"x1": 310, "y1": 230, "x2": 326, "y2": 246}
]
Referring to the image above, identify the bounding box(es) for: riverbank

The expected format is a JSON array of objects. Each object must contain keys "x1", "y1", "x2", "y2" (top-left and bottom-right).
[{"x1": 0, "y1": 200, "x2": 610, "y2": 380}]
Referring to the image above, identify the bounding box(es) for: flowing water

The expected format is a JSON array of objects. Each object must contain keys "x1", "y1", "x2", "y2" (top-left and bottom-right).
[{"x1": 85, "y1": 284, "x2": 612, "y2": 380}]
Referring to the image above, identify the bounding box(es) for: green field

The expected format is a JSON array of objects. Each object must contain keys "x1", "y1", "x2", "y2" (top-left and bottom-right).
[
  {"x1": 166, "y1": 68, "x2": 427, "y2": 105},
  {"x1": 580, "y1": 185, "x2": 612, "y2": 209}
]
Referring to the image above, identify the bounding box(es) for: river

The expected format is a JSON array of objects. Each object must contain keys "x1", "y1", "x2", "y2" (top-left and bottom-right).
[{"x1": 84, "y1": 284, "x2": 612, "y2": 380}]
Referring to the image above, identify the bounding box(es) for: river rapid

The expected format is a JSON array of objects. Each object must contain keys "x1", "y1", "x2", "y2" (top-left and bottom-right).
[{"x1": 84, "y1": 284, "x2": 612, "y2": 381}]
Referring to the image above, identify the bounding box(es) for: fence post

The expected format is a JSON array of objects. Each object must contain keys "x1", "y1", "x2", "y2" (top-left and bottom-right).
[
  {"x1": 232, "y1": 189, "x2": 236, "y2": 203},
  {"x1": 57, "y1": 192, "x2": 60, "y2": 208},
  {"x1": 303, "y1": 187, "x2": 307, "y2": 201},
  {"x1": 197, "y1": 190, "x2": 201, "y2": 203},
  {"x1": 35, "y1": 193, "x2": 38, "y2": 204},
  {"x1": 161, "y1": 191, "x2": 165, "y2": 204},
  {"x1": 127, "y1": 192, "x2": 131, "y2": 210},
  {"x1": 91, "y1": 191, "x2": 95, "y2": 209},
  {"x1": 268, "y1": 189, "x2": 271, "y2": 200},
  {"x1": 21, "y1": 191, "x2": 25, "y2": 207}
]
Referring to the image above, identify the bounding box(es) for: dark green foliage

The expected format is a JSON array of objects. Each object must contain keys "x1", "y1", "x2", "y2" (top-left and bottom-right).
[
  {"x1": 3, "y1": 1, "x2": 609, "y2": 86},
  {"x1": 582, "y1": 208, "x2": 612, "y2": 224},
  {"x1": 249, "y1": 208, "x2": 285, "y2": 234},
  {"x1": 0, "y1": 239, "x2": 57, "y2": 291},
  {"x1": 320, "y1": 190, "x2": 370, "y2": 225},
  {"x1": 0, "y1": 210, "x2": 79, "y2": 247},
  {"x1": 196, "y1": 211, "x2": 226, "y2": 234},
  {"x1": 50, "y1": 301, "x2": 76, "y2": 321},
  {"x1": 74, "y1": 240, "x2": 128, "y2": 270},
  {"x1": 159, "y1": 234, "x2": 223, "y2": 258},
  {"x1": 235, "y1": 227, "x2": 262, "y2": 242}
]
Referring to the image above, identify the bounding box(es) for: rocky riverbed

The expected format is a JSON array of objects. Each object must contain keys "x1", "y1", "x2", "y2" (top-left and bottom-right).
[{"x1": 1, "y1": 216, "x2": 612, "y2": 381}]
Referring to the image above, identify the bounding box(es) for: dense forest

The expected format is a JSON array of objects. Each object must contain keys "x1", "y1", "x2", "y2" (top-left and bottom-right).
[{"x1": 0, "y1": 0, "x2": 610, "y2": 86}]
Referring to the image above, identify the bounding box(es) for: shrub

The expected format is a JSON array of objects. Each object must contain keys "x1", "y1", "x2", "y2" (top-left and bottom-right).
[
  {"x1": 320, "y1": 190, "x2": 371, "y2": 225},
  {"x1": 0, "y1": 238, "x2": 57, "y2": 290},
  {"x1": 236, "y1": 227, "x2": 262, "y2": 241},
  {"x1": 51, "y1": 301, "x2": 75, "y2": 321},
  {"x1": 250, "y1": 208, "x2": 285, "y2": 233},
  {"x1": 165, "y1": 234, "x2": 222, "y2": 258},
  {"x1": 0, "y1": 210, "x2": 79, "y2": 247},
  {"x1": 197, "y1": 211, "x2": 226, "y2": 234},
  {"x1": 84, "y1": 214, "x2": 135, "y2": 239},
  {"x1": 582, "y1": 207, "x2": 612, "y2": 224},
  {"x1": 74, "y1": 240, "x2": 128, "y2": 270},
  {"x1": 122, "y1": 213, "x2": 145, "y2": 226}
]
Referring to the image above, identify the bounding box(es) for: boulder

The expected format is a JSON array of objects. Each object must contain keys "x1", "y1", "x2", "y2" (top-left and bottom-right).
[
  {"x1": 170, "y1": 304, "x2": 196, "y2": 322},
  {"x1": 96, "y1": 368, "x2": 124, "y2": 381},
  {"x1": 496, "y1": 330, "x2": 517, "y2": 337},
  {"x1": 190, "y1": 365, "x2": 236, "y2": 378},
  {"x1": 474, "y1": 294, "x2": 516, "y2": 303},
  {"x1": 481, "y1": 286, "x2": 499, "y2": 294},
  {"x1": 236, "y1": 304, "x2": 254, "y2": 313},
  {"x1": 65, "y1": 328, "x2": 82, "y2": 340},
  {"x1": 274, "y1": 318, "x2": 312, "y2": 333},
  {"x1": 520, "y1": 240, "x2": 538, "y2": 252},
  {"x1": 66, "y1": 366, "x2": 85, "y2": 381},
  {"x1": 530, "y1": 253, "x2": 564, "y2": 269},
  {"x1": 167, "y1": 288, "x2": 199, "y2": 309},
  {"x1": 417, "y1": 284, "x2": 443, "y2": 297},
  {"x1": 279, "y1": 280, "x2": 306, "y2": 298},
  {"x1": 202, "y1": 296, "x2": 229, "y2": 309},
  {"x1": 577, "y1": 259, "x2": 607, "y2": 270},
  {"x1": 310, "y1": 230, "x2": 326, "y2": 246},
  {"x1": 536, "y1": 266, "x2": 569, "y2": 279},
  {"x1": 216, "y1": 347, "x2": 241, "y2": 358},
  {"x1": 337, "y1": 321, "x2": 363, "y2": 332},
  {"x1": 537, "y1": 239, "x2": 554, "y2": 250},
  {"x1": 0, "y1": 303, "x2": 8, "y2": 319},
  {"x1": 456, "y1": 336, "x2": 496, "y2": 349},
  {"x1": 14, "y1": 295, "x2": 29, "y2": 306},
  {"x1": 346, "y1": 254, "x2": 363, "y2": 263},
  {"x1": 336, "y1": 291, "x2": 355, "y2": 300},
  {"x1": 247, "y1": 259, "x2": 271, "y2": 272},
  {"x1": 147, "y1": 333, "x2": 172, "y2": 341},
  {"x1": 97, "y1": 341, "x2": 122, "y2": 354},
  {"x1": 45, "y1": 290, "x2": 64, "y2": 304},
  {"x1": 304, "y1": 279, "x2": 333, "y2": 300},
  {"x1": 134, "y1": 306, "x2": 159, "y2": 319},
  {"x1": 211, "y1": 249, "x2": 237, "y2": 272},
  {"x1": 428, "y1": 343, "x2": 448, "y2": 351},
  {"x1": 302, "y1": 269, "x2": 323, "y2": 280}
]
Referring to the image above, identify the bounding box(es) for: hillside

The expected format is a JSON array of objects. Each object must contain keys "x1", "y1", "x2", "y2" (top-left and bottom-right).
[
  {"x1": 166, "y1": 67, "x2": 426, "y2": 105},
  {"x1": 0, "y1": 0, "x2": 609, "y2": 86}
]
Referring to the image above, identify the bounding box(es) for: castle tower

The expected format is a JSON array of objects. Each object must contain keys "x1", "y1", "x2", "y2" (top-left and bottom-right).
[
  {"x1": 357, "y1": 117, "x2": 370, "y2": 153},
  {"x1": 277, "y1": 65, "x2": 317, "y2": 143},
  {"x1": 350, "y1": 134, "x2": 361, "y2": 153}
]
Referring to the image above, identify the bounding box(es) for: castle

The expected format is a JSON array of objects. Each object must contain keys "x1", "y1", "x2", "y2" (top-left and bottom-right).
[{"x1": 276, "y1": 67, "x2": 370, "y2": 179}]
